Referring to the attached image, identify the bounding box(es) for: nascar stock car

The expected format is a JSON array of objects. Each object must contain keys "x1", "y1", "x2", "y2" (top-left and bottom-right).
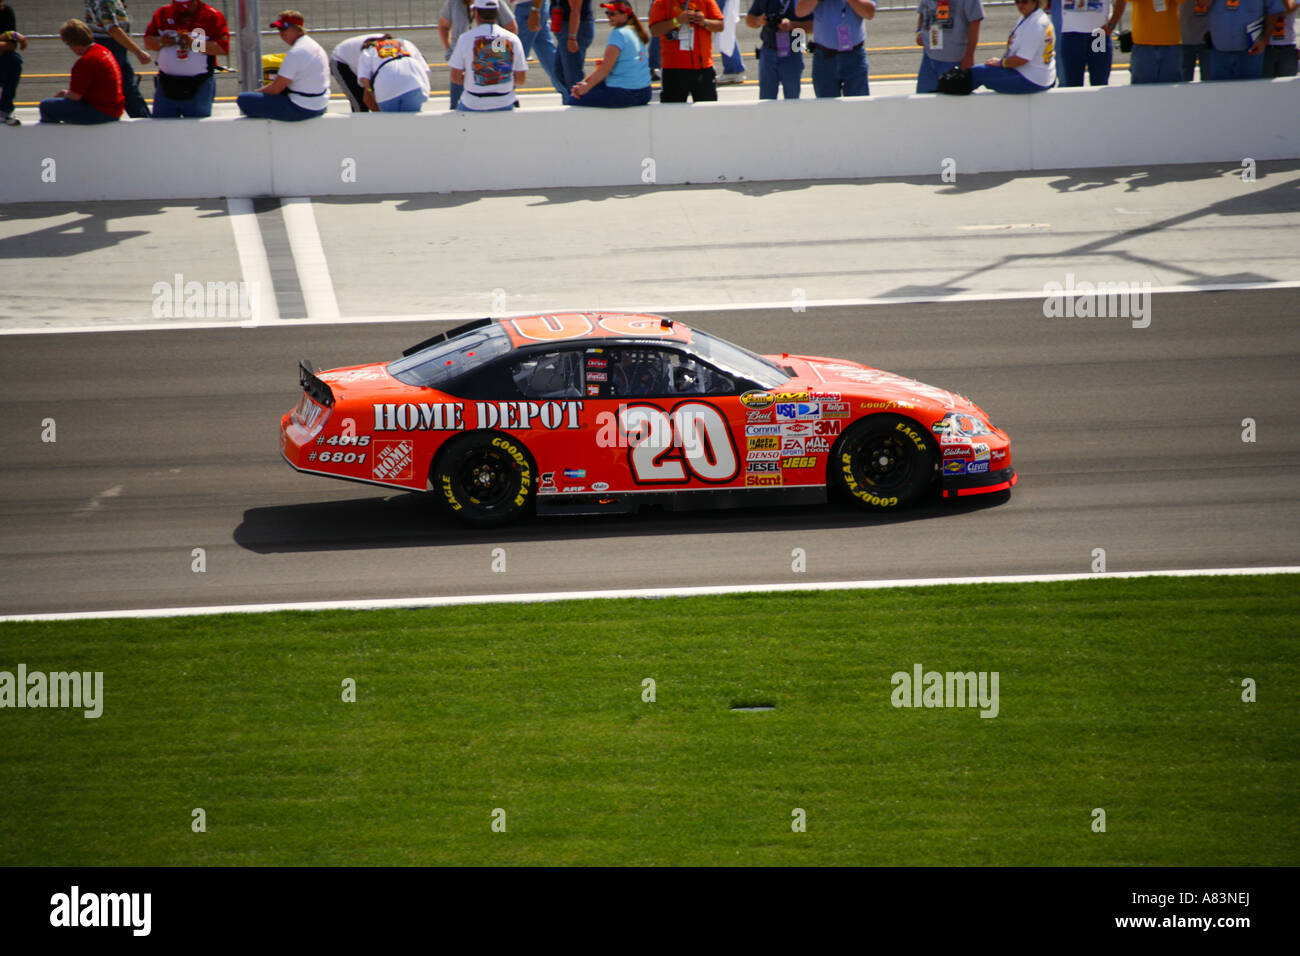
[{"x1": 281, "y1": 313, "x2": 1016, "y2": 527}]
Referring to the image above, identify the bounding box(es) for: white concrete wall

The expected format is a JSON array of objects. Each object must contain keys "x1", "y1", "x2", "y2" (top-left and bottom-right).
[{"x1": 3, "y1": 77, "x2": 1296, "y2": 203}]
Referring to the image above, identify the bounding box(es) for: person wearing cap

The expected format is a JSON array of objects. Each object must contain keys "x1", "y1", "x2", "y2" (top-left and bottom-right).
[
  {"x1": 648, "y1": 0, "x2": 726, "y2": 102},
  {"x1": 143, "y1": 0, "x2": 229, "y2": 118},
  {"x1": 357, "y1": 34, "x2": 431, "y2": 112},
  {"x1": 237, "y1": 11, "x2": 330, "y2": 120},
  {"x1": 745, "y1": 0, "x2": 812, "y2": 98},
  {"x1": 568, "y1": 1, "x2": 652, "y2": 105},
  {"x1": 449, "y1": 0, "x2": 527, "y2": 111},
  {"x1": 440, "y1": 0, "x2": 518, "y2": 108}
]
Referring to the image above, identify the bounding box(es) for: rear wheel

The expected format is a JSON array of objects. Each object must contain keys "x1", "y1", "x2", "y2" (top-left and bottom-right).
[
  {"x1": 432, "y1": 432, "x2": 535, "y2": 528},
  {"x1": 832, "y1": 415, "x2": 937, "y2": 510}
]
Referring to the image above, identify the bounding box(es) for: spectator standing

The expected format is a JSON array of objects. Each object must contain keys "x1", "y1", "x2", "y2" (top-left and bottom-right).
[
  {"x1": 717, "y1": 0, "x2": 748, "y2": 83},
  {"x1": 237, "y1": 11, "x2": 329, "y2": 120},
  {"x1": 85, "y1": 1, "x2": 152, "y2": 117},
  {"x1": 569, "y1": 1, "x2": 653, "y2": 105},
  {"x1": 39, "y1": 19, "x2": 124, "y2": 124},
  {"x1": 331, "y1": 33, "x2": 386, "y2": 111},
  {"x1": 1114, "y1": 0, "x2": 1183, "y2": 83},
  {"x1": 1263, "y1": 0, "x2": 1296, "y2": 75},
  {"x1": 553, "y1": 0, "x2": 597, "y2": 94},
  {"x1": 1206, "y1": 0, "x2": 1282, "y2": 78},
  {"x1": 357, "y1": 35, "x2": 431, "y2": 111},
  {"x1": 1179, "y1": 0, "x2": 1210, "y2": 80},
  {"x1": 1056, "y1": 0, "x2": 1119, "y2": 85},
  {"x1": 745, "y1": 0, "x2": 811, "y2": 99},
  {"x1": 517, "y1": 0, "x2": 561, "y2": 93},
  {"x1": 914, "y1": 0, "x2": 983, "y2": 92},
  {"x1": 964, "y1": 0, "x2": 1055, "y2": 92},
  {"x1": 143, "y1": 0, "x2": 229, "y2": 118},
  {"x1": 649, "y1": 0, "x2": 725, "y2": 102},
  {"x1": 441, "y1": 0, "x2": 518, "y2": 108},
  {"x1": 449, "y1": 0, "x2": 527, "y2": 111},
  {"x1": 794, "y1": 0, "x2": 875, "y2": 98},
  {"x1": 0, "y1": 1, "x2": 26, "y2": 126}
]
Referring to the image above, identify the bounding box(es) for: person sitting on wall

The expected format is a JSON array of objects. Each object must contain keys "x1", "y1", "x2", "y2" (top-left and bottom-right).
[
  {"x1": 236, "y1": 10, "x2": 330, "y2": 120},
  {"x1": 568, "y1": 1, "x2": 653, "y2": 106},
  {"x1": 39, "y1": 18, "x2": 125, "y2": 124}
]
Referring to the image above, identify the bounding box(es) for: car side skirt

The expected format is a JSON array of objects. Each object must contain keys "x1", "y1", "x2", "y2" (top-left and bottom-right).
[{"x1": 536, "y1": 485, "x2": 828, "y2": 516}]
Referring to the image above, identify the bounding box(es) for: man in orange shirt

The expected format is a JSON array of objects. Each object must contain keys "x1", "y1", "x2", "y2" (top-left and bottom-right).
[
  {"x1": 649, "y1": 0, "x2": 724, "y2": 101},
  {"x1": 1112, "y1": 0, "x2": 1183, "y2": 83}
]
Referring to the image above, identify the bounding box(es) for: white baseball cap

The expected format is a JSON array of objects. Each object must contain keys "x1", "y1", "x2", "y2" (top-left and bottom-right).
[{"x1": 472, "y1": 0, "x2": 500, "y2": 8}]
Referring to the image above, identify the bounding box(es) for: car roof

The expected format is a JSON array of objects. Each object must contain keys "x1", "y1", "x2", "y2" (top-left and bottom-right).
[{"x1": 499, "y1": 313, "x2": 694, "y2": 349}]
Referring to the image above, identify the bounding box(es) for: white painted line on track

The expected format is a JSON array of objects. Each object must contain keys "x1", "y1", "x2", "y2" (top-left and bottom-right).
[
  {"x1": 3, "y1": 567, "x2": 1295, "y2": 623},
  {"x1": 281, "y1": 197, "x2": 341, "y2": 321},
  {"x1": 4, "y1": 279, "x2": 1299, "y2": 336},
  {"x1": 226, "y1": 197, "x2": 281, "y2": 326}
]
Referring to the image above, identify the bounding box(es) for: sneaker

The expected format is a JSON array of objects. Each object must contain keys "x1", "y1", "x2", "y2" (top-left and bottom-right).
[
  {"x1": 651, "y1": 68, "x2": 661, "y2": 81},
  {"x1": 0, "y1": 112, "x2": 19, "y2": 126},
  {"x1": 717, "y1": 72, "x2": 746, "y2": 85}
]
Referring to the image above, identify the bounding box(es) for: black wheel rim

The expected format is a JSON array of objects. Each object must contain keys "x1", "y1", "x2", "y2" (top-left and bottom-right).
[
  {"x1": 852, "y1": 434, "x2": 914, "y2": 494},
  {"x1": 456, "y1": 449, "x2": 514, "y2": 507}
]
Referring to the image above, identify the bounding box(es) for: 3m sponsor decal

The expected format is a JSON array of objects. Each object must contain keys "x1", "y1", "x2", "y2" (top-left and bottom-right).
[
  {"x1": 943, "y1": 460, "x2": 967, "y2": 475},
  {"x1": 808, "y1": 390, "x2": 840, "y2": 402},
  {"x1": 775, "y1": 402, "x2": 820, "y2": 422},
  {"x1": 807, "y1": 436, "x2": 831, "y2": 453},
  {"x1": 739, "y1": 390, "x2": 775, "y2": 410},
  {"x1": 592, "y1": 481, "x2": 609, "y2": 491},
  {"x1": 747, "y1": 450, "x2": 781, "y2": 462},
  {"x1": 821, "y1": 401, "x2": 850, "y2": 418},
  {"x1": 748, "y1": 436, "x2": 780, "y2": 451},
  {"x1": 746, "y1": 460, "x2": 781, "y2": 474},
  {"x1": 373, "y1": 402, "x2": 465, "y2": 432},
  {"x1": 783, "y1": 456, "x2": 816, "y2": 469},
  {"x1": 474, "y1": 401, "x2": 584, "y2": 431},
  {"x1": 539, "y1": 471, "x2": 557, "y2": 493},
  {"x1": 966, "y1": 461, "x2": 990, "y2": 474},
  {"x1": 813, "y1": 419, "x2": 843, "y2": 436},
  {"x1": 746, "y1": 424, "x2": 781, "y2": 436},
  {"x1": 586, "y1": 371, "x2": 608, "y2": 382},
  {"x1": 564, "y1": 468, "x2": 586, "y2": 479},
  {"x1": 745, "y1": 474, "x2": 782, "y2": 487},
  {"x1": 782, "y1": 436, "x2": 805, "y2": 454},
  {"x1": 372, "y1": 440, "x2": 414, "y2": 480},
  {"x1": 771, "y1": 391, "x2": 809, "y2": 403}
]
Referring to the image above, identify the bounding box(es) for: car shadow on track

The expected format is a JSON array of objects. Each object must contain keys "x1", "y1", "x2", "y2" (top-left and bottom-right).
[{"x1": 233, "y1": 490, "x2": 1011, "y2": 554}]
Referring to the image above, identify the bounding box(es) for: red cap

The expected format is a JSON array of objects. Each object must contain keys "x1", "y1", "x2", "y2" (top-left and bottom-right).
[
  {"x1": 269, "y1": 14, "x2": 305, "y2": 29},
  {"x1": 600, "y1": 1, "x2": 633, "y2": 13}
]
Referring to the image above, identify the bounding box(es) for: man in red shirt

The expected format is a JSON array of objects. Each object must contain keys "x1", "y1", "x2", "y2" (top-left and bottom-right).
[
  {"x1": 39, "y1": 19, "x2": 124, "y2": 124},
  {"x1": 649, "y1": 0, "x2": 724, "y2": 101},
  {"x1": 143, "y1": 0, "x2": 229, "y2": 118}
]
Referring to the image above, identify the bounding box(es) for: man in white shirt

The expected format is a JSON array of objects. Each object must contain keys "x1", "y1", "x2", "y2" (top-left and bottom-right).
[
  {"x1": 331, "y1": 33, "x2": 386, "y2": 110},
  {"x1": 448, "y1": 0, "x2": 527, "y2": 111},
  {"x1": 237, "y1": 10, "x2": 330, "y2": 120},
  {"x1": 357, "y1": 35, "x2": 431, "y2": 111}
]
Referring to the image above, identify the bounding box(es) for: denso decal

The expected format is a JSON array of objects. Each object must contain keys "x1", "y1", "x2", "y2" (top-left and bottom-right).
[
  {"x1": 943, "y1": 460, "x2": 967, "y2": 475},
  {"x1": 747, "y1": 450, "x2": 781, "y2": 461},
  {"x1": 372, "y1": 440, "x2": 414, "y2": 481},
  {"x1": 966, "y1": 461, "x2": 990, "y2": 474},
  {"x1": 748, "y1": 436, "x2": 780, "y2": 450},
  {"x1": 373, "y1": 403, "x2": 465, "y2": 432},
  {"x1": 746, "y1": 460, "x2": 780, "y2": 474},
  {"x1": 739, "y1": 390, "x2": 775, "y2": 410},
  {"x1": 745, "y1": 474, "x2": 782, "y2": 487},
  {"x1": 821, "y1": 401, "x2": 850, "y2": 418},
  {"x1": 474, "y1": 401, "x2": 584, "y2": 430},
  {"x1": 746, "y1": 424, "x2": 781, "y2": 436}
]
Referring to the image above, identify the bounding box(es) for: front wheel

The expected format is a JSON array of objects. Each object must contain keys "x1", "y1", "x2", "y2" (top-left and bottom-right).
[
  {"x1": 432, "y1": 432, "x2": 536, "y2": 528},
  {"x1": 832, "y1": 415, "x2": 937, "y2": 510}
]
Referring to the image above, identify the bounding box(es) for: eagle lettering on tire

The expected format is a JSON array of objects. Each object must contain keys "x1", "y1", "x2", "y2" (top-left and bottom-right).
[
  {"x1": 832, "y1": 415, "x2": 937, "y2": 510},
  {"x1": 431, "y1": 432, "x2": 535, "y2": 528}
]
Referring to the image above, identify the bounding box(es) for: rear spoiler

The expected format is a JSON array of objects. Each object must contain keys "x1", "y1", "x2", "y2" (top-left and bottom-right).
[
  {"x1": 299, "y1": 360, "x2": 335, "y2": 407},
  {"x1": 401, "y1": 317, "x2": 494, "y2": 357}
]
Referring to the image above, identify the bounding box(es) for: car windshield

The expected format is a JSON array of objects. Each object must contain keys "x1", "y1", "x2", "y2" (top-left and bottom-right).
[
  {"x1": 690, "y1": 328, "x2": 790, "y2": 388},
  {"x1": 387, "y1": 323, "x2": 512, "y2": 388}
]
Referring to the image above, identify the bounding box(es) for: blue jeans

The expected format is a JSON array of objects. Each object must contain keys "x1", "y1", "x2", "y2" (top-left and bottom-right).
[
  {"x1": 1048, "y1": 0, "x2": 1065, "y2": 84},
  {"x1": 810, "y1": 46, "x2": 868, "y2": 98},
  {"x1": 720, "y1": 24, "x2": 744, "y2": 75},
  {"x1": 968, "y1": 64, "x2": 1051, "y2": 93},
  {"x1": 1209, "y1": 48, "x2": 1265, "y2": 80},
  {"x1": 1264, "y1": 44, "x2": 1299, "y2": 77},
  {"x1": 0, "y1": 50, "x2": 20, "y2": 115},
  {"x1": 450, "y1": 81, "x2": 463, "y2": 109},
  {"x1": 916, "y1": 53, "x2": 959, "y2": 93},
  {"x1": 552, "y1": 19, "x2": 595, "y2": 95},
  {"x1": 1058, "y1": 31, "x2": 1111, "y2": 86},
  {"x1": 39, "y1": 97, "x2": 117, "y2": 124},
  {"x1": 513, "y1": 0, "x2": 561, "y2": 90},
  {"x1": 649, "y1": 35, "x2": 660, "y2": 72},
  {"x1": 236, "y1": 90, "x2": 325, "y2": 120},
  {"x1": 378, "y1": 88, "x2": 426, "y2": 111},
  {"x1": 153, "y1": 73, "x2": 215, "y2": 118},
  {"x1": 457, "y1": 101, "x2": 515, "y2": 112},
  {"x1": 100, "y1": 34, "x2": 150, "y2": 117},
  {"x1": 758, "y1": 46, "x2": 802, "y2": 98},
  {"x1": 1129, "y1": 44, "x2": 1181, "y2": 83},
  {"x1": 1181, "y1": 42, "x2": 1211, "y2": 81},
  {"x1": 567, "y1": 81, "x2": 651, "y2": 106}
]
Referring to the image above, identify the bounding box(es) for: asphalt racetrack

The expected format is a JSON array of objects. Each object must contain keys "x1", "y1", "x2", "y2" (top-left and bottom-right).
[{"x1": 2, "y1": 288, "x2": 1296, "y2": 616}]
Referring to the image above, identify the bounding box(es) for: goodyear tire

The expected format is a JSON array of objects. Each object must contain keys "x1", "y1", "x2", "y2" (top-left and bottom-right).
[
  {"x1": 832, "y1": 414, "x2": 937, "y2": 511},
  {"x1": 432, "y1": 432, "x2": 535, "y2": 528}
]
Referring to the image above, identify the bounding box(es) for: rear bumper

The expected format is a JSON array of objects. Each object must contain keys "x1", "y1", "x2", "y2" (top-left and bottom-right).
[{"x1": 941, "y1": 467, "x2": 1018, "y2": 498}]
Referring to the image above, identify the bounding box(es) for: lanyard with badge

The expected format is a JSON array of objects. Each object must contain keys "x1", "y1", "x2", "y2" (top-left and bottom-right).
[
  {"x1": 836, "y1": 0, "x2": 854, "y2": 50},
  {"x1": 930, "y1": 0, "x2": 951, "y2": 50},
  {"x1": 774, "y1": 0, "x2": 792, "y2": 56}
]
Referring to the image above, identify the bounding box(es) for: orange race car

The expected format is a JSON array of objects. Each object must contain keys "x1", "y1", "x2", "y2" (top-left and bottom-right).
[{"x1": 281, "y1": 313, "x2": 1017, "y2": 526}]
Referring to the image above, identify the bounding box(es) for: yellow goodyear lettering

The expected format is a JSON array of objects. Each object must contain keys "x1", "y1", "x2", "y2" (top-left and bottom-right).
[
  {"x1": 852, "y1": 489, "x2": 900, "y2": 507},
  {"x1": 895, "y1": 422, "x2": 927, "y2": 452},
  {"x1": 491, "y1": 436, "x2": 526, "y2": 465}
]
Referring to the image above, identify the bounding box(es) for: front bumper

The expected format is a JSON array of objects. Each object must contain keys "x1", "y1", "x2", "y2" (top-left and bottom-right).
[{"x1": 941, "y1": 467, "x2": 1018, "y2": 498}]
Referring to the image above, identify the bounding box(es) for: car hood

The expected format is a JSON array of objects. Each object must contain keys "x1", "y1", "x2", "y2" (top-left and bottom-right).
[{"x1": 775, "y1": 354, "x2": 992, "y2": 420}]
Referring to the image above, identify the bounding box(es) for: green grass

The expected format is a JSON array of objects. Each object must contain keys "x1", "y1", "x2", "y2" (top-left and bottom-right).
[{"x1": 1, "y1": 575, "x2": 1296, "y2": 866}]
